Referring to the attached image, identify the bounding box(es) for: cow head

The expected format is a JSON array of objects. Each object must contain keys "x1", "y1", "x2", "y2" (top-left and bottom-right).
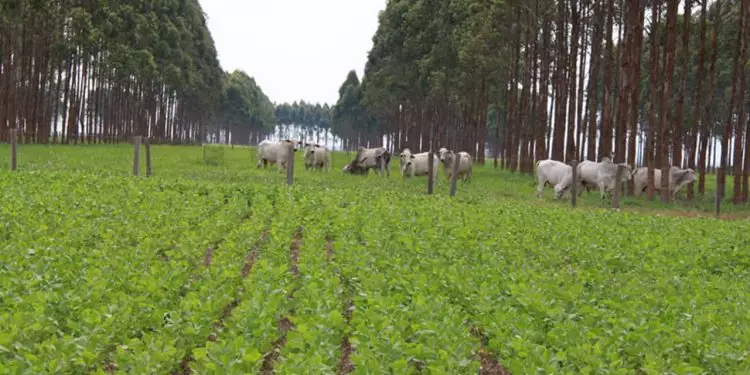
[
  {"x1": 673, "y1": 168, "x2": 697, "y2": 186},
  {"x1": 553, "y1": 183, "x2": 567, "y2": 200},
  {"x1": 402, "y1": 154, "x2": 416, "y2": 170},
  {"x1": 304, "y1": 146, "x2": 315, "y2": 163},
  {"x1": 618, "y1": 163, "x2": 633, "y2": 181},
  {"x1": 438, "y1": 147, "x2": 452, "y2": 164},
  {"x1": 281, "y1": 139, "x2": 298, "y2": 152},
  {"x1": 399, "y1": 148, "x2": 413, "y2": 166}
]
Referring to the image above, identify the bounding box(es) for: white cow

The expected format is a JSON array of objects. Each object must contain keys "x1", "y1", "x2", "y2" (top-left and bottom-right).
[
  {"x1": 400, "y1": 148, "x2": 439, "y2": 180},
  {"x1": 437, "y1": 147, "x2": 472, "y2": 183},
  {"x1": 632, "y1": 166, "x2": 697, "y2": 200},
  {"x1": 342, "y1": 146, "x2": 391, "y2": 176},
  {"x1": 595, "y1": 158, "x2": 633, "y2": 199},
  {"x1": 556, "y1": 160, "x2": 596, "y2": 198},
  {"x1": 399, "y1": 148, "x2": 412, "y2": 171},
  {"x1": 256, "y1": 139, "x2": 297, "y2": 171},
  {"x1": 535, "y1": 159, "x2": 573, "y2": 199},
  {"x1": 576, "y1": 160, "x2": 604, "y2": 194},
  {"x1": 303, "y1": 144, "x2": 331, "y2": 172}
]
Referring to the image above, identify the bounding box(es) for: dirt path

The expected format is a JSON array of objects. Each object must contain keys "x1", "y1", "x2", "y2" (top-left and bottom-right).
[
  {"x1": 328, "y1": 234, "x2": 355, "y2": 375},
  {"x1": 259, "y1": 226, "x2": 303, "y2": 375},
  {"x1": 171, "y1": 224, "x2": 270, "y2": 375},
  {"x1": 470, "y1": 325, "x2": 511, "y2": 375}
]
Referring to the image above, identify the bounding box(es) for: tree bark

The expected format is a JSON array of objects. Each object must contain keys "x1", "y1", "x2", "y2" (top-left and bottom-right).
[
  {"x1": 647, "y1": 1, "x2": 661, "y2": 200},
  {"x1": 587, "y1": 0, "x2": 603, "y2": 161},
  {"x1": 733, "y1": 0, "x2": 750, "y2": 204},
  {"x1": 658, "y1": 0, "x2": 679, "y2": 203},
  {"x1": 598, "y1": 0, "x2": 615, "y2": 160},
  {"x1": 627, "y1": 1, "x2": 644, "y2": 195}
]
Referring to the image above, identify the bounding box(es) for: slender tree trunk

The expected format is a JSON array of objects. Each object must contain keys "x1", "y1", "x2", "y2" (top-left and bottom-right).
[
  {"x1": 538, "y1": 15, "x2": 551, "y2": 162},
  {"x1": 733, "y1": 0, "x2": 749, "y2": 204},
  {"x1": 690, "y1": 0, "x2": 708, "y2": 199},
  {"x1": 576, "y1": 0, "x2": 588, "y2": 162},
  {"x1": 599, "y1": 0, "x2": 615, "y2": 160},
  {"x1": 552, "y1": 0, "x2": 568, "y2": 161},
  {"x1": 700, "y1": 0, "x2": 720, "y2": 194},
  {"x1": 587, "y1": 0, "x2": 603, "y2": 161},
  {"x1": 566, "y1": 0, "x2": 580, "y2": 161},
  {"x1": 673, "y1": 0, "x2": 692, "y2": 172},
  {"x1": 647, "y1": 1, "x2": 661, "y2": 200},
  {"x1": 627, "y1": 2, "x2": 644, "y2": 195},
  {"x1": 615, "y1": 0, "x2": 632, "y2": 165},
  {"x1": 658, "y1": 0, "x2": 679, "y2": 203},
  {"x1": 720, "y1": 0, "x2": 738, "y2": 204}
]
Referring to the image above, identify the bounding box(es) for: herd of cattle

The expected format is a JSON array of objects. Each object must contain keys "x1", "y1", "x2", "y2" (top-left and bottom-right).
[
  {"x1": 535, "y1": 156, "x2": 698, "y2": 201},
  {"x1": 255, "y1": 139, "x2": 473, "y2": 182},
  {"x1": 254, "y1": 139, "x2": 698, "y2": 201}
]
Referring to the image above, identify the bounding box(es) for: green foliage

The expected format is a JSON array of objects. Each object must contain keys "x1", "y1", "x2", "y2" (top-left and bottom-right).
[
  {"x1": 217, "y1": 70, "x2": 276, "y2": 144},
  {"x1": 274, "y1": 101, "x2": 333, "y2": 142},
  {"x1": 0, "y1": 144, "x2": 748, "y2": 374},
  {"x1": 634, "y1": 0, "x2": 745, "y2": 136},
  {"x1": 202, "y1": 145, "x2": 225, "y2": 166}
]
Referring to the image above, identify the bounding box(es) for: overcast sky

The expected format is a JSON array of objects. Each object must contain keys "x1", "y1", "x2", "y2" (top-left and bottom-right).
[{"x1": 201, "y1": 0, "x2": 386, "y2": 106}]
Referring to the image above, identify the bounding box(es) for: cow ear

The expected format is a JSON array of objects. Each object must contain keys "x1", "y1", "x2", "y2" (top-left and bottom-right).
[{"x1": 410, "y1": 155, "x2": 416, "y2": 159}]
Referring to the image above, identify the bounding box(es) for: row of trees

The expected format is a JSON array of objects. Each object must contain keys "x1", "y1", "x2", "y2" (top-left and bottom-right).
[
  {"x1": 274, "y1": 101, "x2": 333, "y2": 145},
  {"x1": 331, "y1": 0, "x2": 750, "y2": 204},
  {"x1": 0, "y1": 0, "x2": 275, "y2": 145}
]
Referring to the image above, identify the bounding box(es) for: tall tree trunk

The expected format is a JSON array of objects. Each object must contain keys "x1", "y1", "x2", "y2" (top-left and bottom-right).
[
  {"x1": 627, "y1": 1, "x2": 644, "y2": 195},
  {"x1": 566, "y1": 0, "x2": 580, "y2": 161},
  {"x1": 647, "y1": 1, "x2": 661, "y2": 200},
  {"x1": 587, "y1": 0, "x2": 603, "y2": 161},
  {"x1": 690, "y1": 0, "x2": 708, "y2": 199},
  {"x1": 700, "y1": 0, "x2": 720, "y2": 194},
  {"x1": 551, "y1": 0, "x2": 568, "y2": 161},
  {"x1": 537, "y1": 15, "x2": 551, "y2": 162},
  {"x1": 658, "y1": 0, "x2": 679, "y2": 203},
  {"x1": 720, "y1": 0, "x2": 738, "y2": 204},
  {"x1": 576, "y1": 0, "x2": 588, "y2": 162},
  {"x1": 673, "y1": 0, "x2": 692, "y2": 173},
  {"x1": 733, "y1": 0, "x2": 749, "y2": 204},
  {"x1": 615, "y1": 0, "x2": 632, "y2": 165},
  {"x1": 599, "y1": 0, "x2": 615, "y2": 160}
]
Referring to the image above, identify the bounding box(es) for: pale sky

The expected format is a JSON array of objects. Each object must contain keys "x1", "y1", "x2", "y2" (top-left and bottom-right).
[{"x1": 201, "y1": 0, "x2": 386, "y2": 106}]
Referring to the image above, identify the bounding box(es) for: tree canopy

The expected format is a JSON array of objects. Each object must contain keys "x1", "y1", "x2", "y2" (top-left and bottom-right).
[{"x1": 0, "y1": 0, "x2": 274, "y2": 145}]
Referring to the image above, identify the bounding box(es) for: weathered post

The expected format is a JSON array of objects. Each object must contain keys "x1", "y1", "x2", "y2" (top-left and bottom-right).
[
  {"x1": 427, "y1": 152, "x2": 435, "y2": 195},
  {"x1": 612, "y1": 164, "x2": 625, "y2": 209},
  {"x1": 571, "y1": 159, "x2": 578, "y2": 207},
  {"x1": 449, "y1": 152, "x2": 460, "y2": 197},
  {"x1": 145, "y1": 137, "x2": 152, "y2": 177},
  {"x1": 9, "y1": 128, "x2": 17, "y2": 171},
  {"x1": 715, "y1": 182, "x2": 722, "y2": 218},
  {"x1": 286, "y1": 142, "x2": 295, "y2": 186},
  {"x1": 380, "y1": 154, "x2": 387, "y2": 177},
  {"x1": 132, "y1": 136, "x2": 141, "y2": 176}
]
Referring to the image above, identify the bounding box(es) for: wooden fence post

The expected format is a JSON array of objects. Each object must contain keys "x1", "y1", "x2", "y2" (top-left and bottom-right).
[
  {"x1": 133, "y1": 136, "x2": 141, "y2": 176},
  {"x1": 715, "y1": 183, "x2": 722, "y2": 218},
  {"x1": 286, "y1": 142, "x2": 295, "y2": 186},
  {"x1": 427, "y1": 152, "x2": 435, "y2": 195},
  {"x1": 9, "y1": 128, "x2": 17, "y2": 171},
  {"x1": 571, "y1": 159, "x2": 578, "y2": 207},
  {"x1": 145, "y1": 137, "x2": 152, "y2": 177},
  {"x1": 612, "y1": 164, "x2": 624, "y2": 209},
  {"x1": 449, "y1": 152, "x2": 461, "y2": 197}
]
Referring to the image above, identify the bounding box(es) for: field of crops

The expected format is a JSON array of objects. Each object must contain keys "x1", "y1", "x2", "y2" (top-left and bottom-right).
[{"x1": 1, "y1": 144, "x2": 749, "y2": 374}]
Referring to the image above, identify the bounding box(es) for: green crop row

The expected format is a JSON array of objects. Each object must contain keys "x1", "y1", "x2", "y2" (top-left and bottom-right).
[{"x1": 1, "y1": 145, "x2": 749, "y2": 374}]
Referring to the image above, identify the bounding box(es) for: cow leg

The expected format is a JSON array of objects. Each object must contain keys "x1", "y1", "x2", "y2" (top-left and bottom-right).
[{"x1": 536, "y1": 181, "x2": 545, "y2": 199}]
